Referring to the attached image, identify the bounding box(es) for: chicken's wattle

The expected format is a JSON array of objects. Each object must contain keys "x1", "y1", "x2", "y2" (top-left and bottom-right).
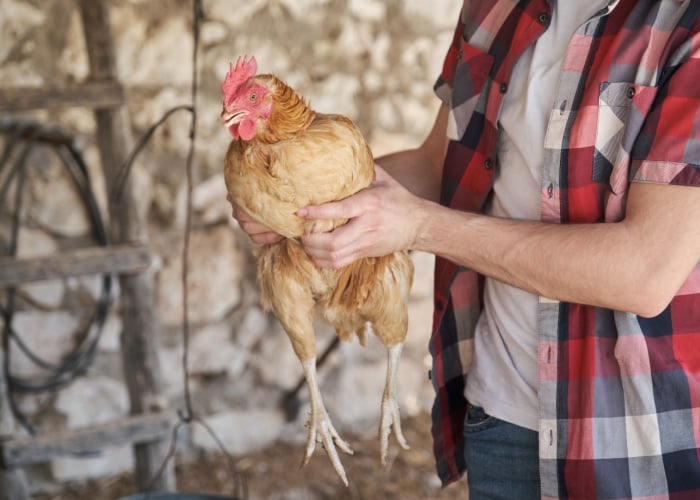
[
  {"x1": 229, "y1": 118, "x2": 257, "y2": 141},
  {"x1": 238, "y1": 118, "x2": 257, "y2": 141}
]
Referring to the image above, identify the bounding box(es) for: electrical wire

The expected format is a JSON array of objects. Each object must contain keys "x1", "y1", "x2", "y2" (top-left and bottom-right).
[
  {"x1": 0, "y1": 121, "x2": 113, "y2": 433},
  {"x1": 2, "y1": 128, "x2": 36, "y2": 434},
  {"x1": 110, "y1": 105, "x2": 193, "y2": 204}
]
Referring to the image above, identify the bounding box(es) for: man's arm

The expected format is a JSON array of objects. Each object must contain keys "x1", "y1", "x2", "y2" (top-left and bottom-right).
[
  {"x1": 415, "y1": 181, "x2": 700, "y2": 317},
  {"x1": 300, "y1": 175, "x2": 700, "y2": 318},
  {"x1": 374, "y1": 104, "x2": 449, "y2": 202}
]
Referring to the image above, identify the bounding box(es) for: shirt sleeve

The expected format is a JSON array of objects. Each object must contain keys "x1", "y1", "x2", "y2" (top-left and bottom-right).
[{"x1": 630, "y1": 26, "x2": 700, "y2": 188}]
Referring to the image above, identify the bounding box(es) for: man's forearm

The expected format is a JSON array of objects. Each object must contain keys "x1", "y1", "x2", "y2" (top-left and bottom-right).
[
  {"x1": 414, "y1": 182, "x2": 700, "y2": 317},
  {"x1": 416, "y1": 202, "x2": 640, "y2": 311}
]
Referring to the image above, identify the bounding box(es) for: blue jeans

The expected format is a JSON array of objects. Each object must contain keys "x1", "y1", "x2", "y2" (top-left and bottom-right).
[{"x1": 463, "y1": 404, "x2": 541, "y2": 500}]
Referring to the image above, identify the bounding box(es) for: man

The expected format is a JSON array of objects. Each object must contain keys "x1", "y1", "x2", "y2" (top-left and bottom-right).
[{"x1": 233, "y1": 1, "x2": 700, "y2": 498}]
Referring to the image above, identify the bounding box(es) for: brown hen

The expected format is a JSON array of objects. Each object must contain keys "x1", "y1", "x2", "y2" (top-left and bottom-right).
[{"x1": 220, "y1": 56, "x2": 414, "y2": 485}]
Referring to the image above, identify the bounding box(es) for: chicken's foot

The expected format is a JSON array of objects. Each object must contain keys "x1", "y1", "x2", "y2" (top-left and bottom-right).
[
  {"x1": 379, "y1": 343, "x2": 410, "y2": 465},
  {"x1": 300, "y1": 357, "x2": 353, "y2": 486}
]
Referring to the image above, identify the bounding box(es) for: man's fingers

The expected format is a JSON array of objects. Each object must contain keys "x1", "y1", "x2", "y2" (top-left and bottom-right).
[
  {"x1": 301, "y1": 218, "x2": 369, "y2": 269},
  {"x1": 373, "y1": 165, "x2": 391, "y2": 183},
  {"x1": 232, "y1": 205, "x2": 254, "y2": 222},
  {"x1": 298, "y1": 190, "x2": 380, "y2": 220},
  {"x1": 297, "y1": 200, "x2": 346, "y2": 219},
  {"x1": 240, "y1": 219, "x2": 283, "y2": 242},
  {"x1": 227, "y1": 196, "x2": 284, "y2": 243},
  {"x1": 251, "y1": 231, "x2": 284, "y2": 245}
]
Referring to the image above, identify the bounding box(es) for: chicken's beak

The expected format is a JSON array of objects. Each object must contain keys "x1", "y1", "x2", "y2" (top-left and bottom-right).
[{"x1": 221, "y1": 110, "x2": 247, "y2": 128}]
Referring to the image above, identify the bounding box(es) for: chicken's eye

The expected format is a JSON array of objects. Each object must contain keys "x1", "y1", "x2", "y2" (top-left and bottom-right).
[{"x1": 249, "y1": 92, "x2": 257, "y2": 102}]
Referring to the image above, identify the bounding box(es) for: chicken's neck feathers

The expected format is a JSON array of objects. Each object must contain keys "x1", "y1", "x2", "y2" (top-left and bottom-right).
[{"x1": 254, "y1": 74, "x2": 315, "y2": 144}]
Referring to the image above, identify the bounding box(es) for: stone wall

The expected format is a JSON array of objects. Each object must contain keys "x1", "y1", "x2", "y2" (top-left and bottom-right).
[{"x1": 0, "y1": 0, "x2": 461, "y2": 491}]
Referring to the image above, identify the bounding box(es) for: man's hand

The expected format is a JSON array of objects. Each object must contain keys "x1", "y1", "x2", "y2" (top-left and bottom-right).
[
  {"x1": 227, "y1": 194, "x2": 284, "y2": 245},
  {"x1": 298, "y1": 166, "x2": 426, "y2": 268}
]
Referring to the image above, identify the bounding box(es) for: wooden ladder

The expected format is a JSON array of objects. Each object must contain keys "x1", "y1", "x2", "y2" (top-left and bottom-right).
[{"x1": 0, "y1": 1, "x2": 175, "y2": 497}]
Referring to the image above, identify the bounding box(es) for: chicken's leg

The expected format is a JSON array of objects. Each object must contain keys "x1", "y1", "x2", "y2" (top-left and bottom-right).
[
  {"x1": 301, "y1": 357, "x2": 353, "y2": 486},
  {"x1": 379, "y1": 343, "x2": 410, "y2": 465}
]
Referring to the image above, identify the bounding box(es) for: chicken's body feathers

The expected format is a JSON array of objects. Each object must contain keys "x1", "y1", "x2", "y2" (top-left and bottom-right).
[
  {"x1": 256, "y1": 239, "x2": 413, "y2": 361},
  {"x1": 224, "y1": 111, "x2": 374, "y2": 239}
]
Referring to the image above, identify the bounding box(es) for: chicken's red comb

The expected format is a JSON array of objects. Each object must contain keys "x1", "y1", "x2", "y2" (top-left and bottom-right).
[{"x1": 221, "y1": 55, "x2": 258, "y2": 101}]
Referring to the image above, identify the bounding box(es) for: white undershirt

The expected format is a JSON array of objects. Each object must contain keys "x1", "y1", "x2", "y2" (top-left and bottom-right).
[{"x1": 464, "y1": 0, "x2": 611, "y2": 431}]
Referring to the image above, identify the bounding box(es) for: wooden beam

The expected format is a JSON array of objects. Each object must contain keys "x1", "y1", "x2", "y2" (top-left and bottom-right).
[
  {"x1": 78, "y1": 0, "x2": 175, "y2": 490},
  {"x1": 0, "y1": 412, "x2": 175, "y2": 468},
  {"x1": 0, "y1": 119, "x2": 78, "y2": 148},
  {"x1": 0, "y1": 245, "x2": 152, "y2": 288},
  {"x1": 0, "y1": 347, "x2": 29, "y2": 499},
  {"x1": 0, "y1": 81, "x2": 125, "y2": 112}
]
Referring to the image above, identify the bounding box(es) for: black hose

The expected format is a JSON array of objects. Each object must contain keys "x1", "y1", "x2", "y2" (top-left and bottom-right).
[{"x1": 0, "y1": 123, "x2": 113, "y2": 433}]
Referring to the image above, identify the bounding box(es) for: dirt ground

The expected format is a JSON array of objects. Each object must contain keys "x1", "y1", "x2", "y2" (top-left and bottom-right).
[{"x1": 34, "y1": 412, "x2": 467, "y2": 500}]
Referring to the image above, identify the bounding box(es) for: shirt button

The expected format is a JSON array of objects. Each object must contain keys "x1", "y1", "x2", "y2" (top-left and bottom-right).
[
  {"x1": 435, "y1": 300, "x2": 444, "y2": 311},
  {"x1": 538, "y1": 12, "x2": 550, "y2": 25},
  {"x1": 484, "y1": 158, "x2": 494, "y2": 169},
  {"x1": 499, "y1": 82, "x2": 507, "y2": 93},
  {"x1": 627, "y1": 86, "x2": 636, "y2": 98}
]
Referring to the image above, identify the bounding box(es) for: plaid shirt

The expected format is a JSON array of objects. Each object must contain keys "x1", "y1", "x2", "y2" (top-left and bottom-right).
[{"x1": 430, "y1": 1, "x2": 700, "y2": 498}]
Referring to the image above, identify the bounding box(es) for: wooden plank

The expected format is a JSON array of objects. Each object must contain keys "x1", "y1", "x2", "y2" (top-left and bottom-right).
[
  {"x1": 0, "y1": 347, "x2": 29, "y2": 500},
  {"x1": 1, "y1": 412, "x2": 175, "y2": 467},
  {"x1": 0, "y1": 245, "x2": 152, "y2": 288},
  {"x1": 0, "y1": 119, "x2": 78, "y2": 148},
  {"x1": 78, "y1": 0, "x2": 175, "y2": 490},
  {"x1": 0, "y1": 473, "x2": 29, "y2": 500},
  {"x1": 0, "y1": 81, "x2": 125, "y2": 112}
]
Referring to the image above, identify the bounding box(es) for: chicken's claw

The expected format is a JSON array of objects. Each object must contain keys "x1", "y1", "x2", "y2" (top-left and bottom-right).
[
  {"x1": 300, "y1": 357, "x2": 353, "y2": 486},
  {"x1": 301, "y1": 409, "x2": 353, "y2": 486},
  {"x1": 379, "y1": 343, "x2": 410, "y2": 465},
  {"x1": 379, "y1": 397, "x2": 410, "y2": 465}
]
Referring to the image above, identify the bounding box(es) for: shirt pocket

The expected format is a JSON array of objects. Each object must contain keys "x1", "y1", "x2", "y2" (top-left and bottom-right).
[
  {"x1": 593, "y1": 82, "x2": 658, "y2": 195},
  {"x1": 447, "y1": 38, "x2": 494, "y2": 141}
]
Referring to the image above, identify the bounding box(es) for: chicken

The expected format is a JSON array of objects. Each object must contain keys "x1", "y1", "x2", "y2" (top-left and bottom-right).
[{"x1": 220, "y1": 55, "x2": 414, "y2": 485}]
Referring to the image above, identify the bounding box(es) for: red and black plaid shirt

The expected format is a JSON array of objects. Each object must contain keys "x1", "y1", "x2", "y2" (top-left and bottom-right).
[{"x1": 430, "y1": 1, "x2": 700, "y2": 498}]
